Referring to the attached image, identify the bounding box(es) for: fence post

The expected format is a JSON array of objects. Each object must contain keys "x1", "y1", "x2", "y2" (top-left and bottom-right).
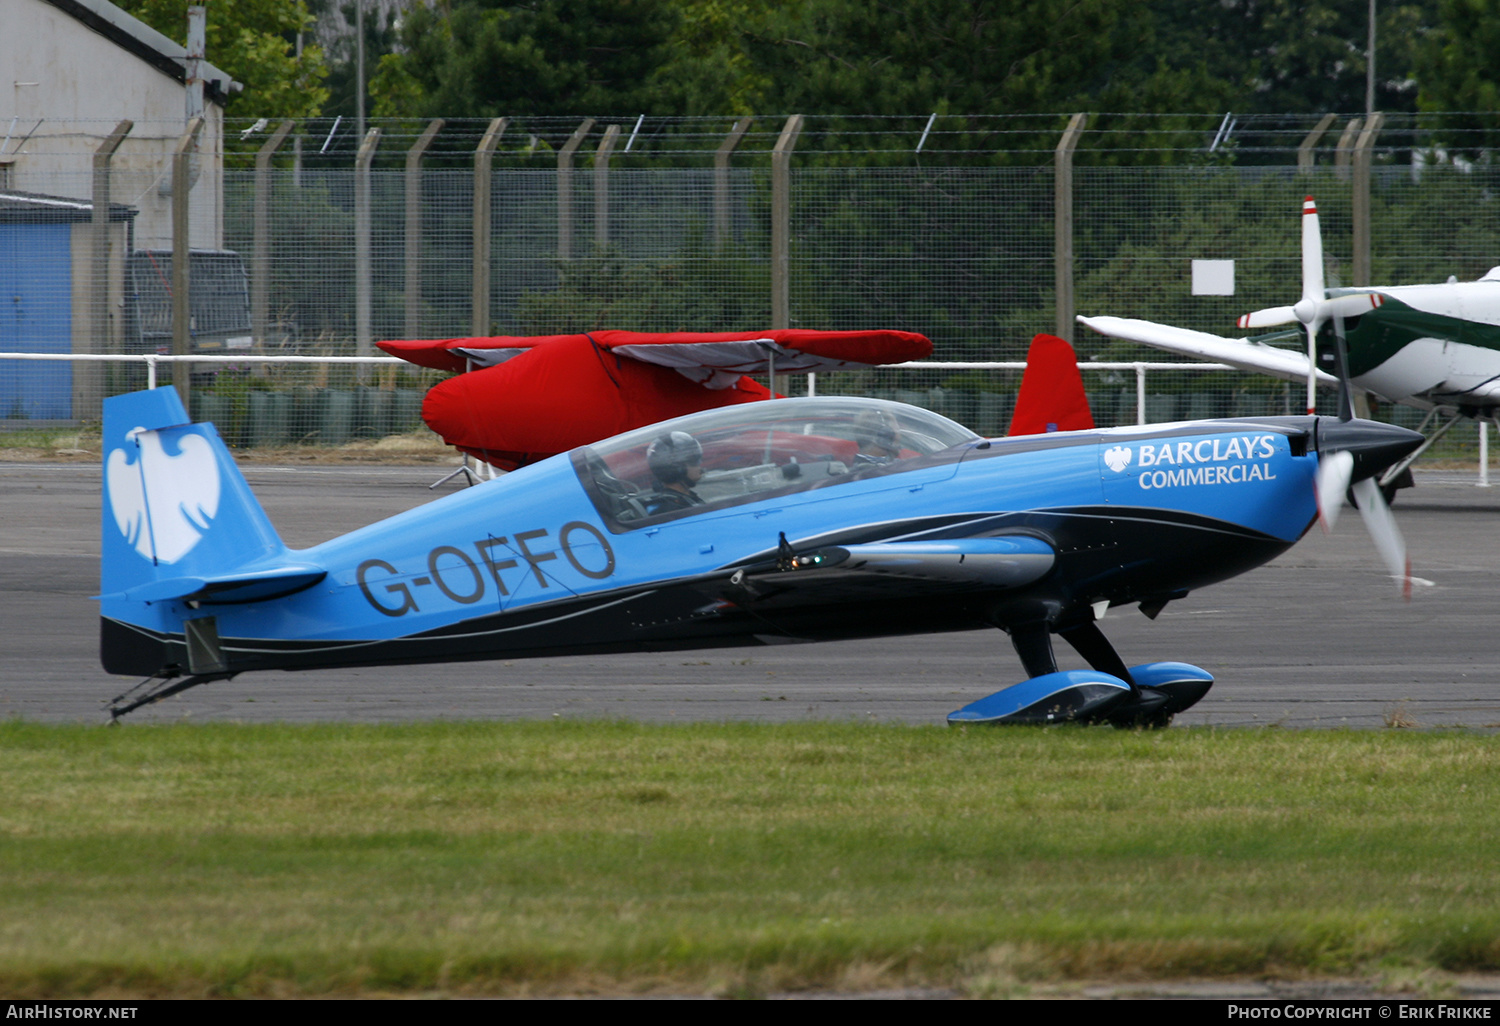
[
  {"x1": 1334, "y1": 117, "x2": 1363, "y2": 183},
  {"x1": 1351, "y1": 112, "x2": 1383, "y2": 287},
  {"x1": 172, "y1": 116, "x2": 203, "y2": 409},
  {"x1": 714, "y1": 117, "x2": 753, "y2": 250},
  {"x1": 1136, "y1": 363, "x2": 1147, "y2": 425},
  {"x1": 593, "y1": 124, "x2": 621, "y2": 249},
  {"x1": 556, "y1": 119, "x2": 595, "y2": 261},
  {"x1": 1054, "y1": 113, "x2": 1087, "y2": 343},
  {"x1": 88, "y1": 119, "x2": 131, "y2": 417},
  {"x1": 354, "y1": 128, "x2": 381, "y2": 380},
  {"x1": 252, "y1": 120, "x2": 295, "y2": 362},
  {"x1": 1297, "y1": 113, "x2": 1336, "y2": 173},
  {"x1": 404, "y1": 118, "x2": 444, "y2": 340},
  {"x1": 1480, "y1": 422, "x2": 1491, "y2": 488},
  {"x1": 771, "y1": 114, "x2": 804, "y2": 332},
  {"x1": 470, "y1": 117, "x2": 508, "y2": 337}
]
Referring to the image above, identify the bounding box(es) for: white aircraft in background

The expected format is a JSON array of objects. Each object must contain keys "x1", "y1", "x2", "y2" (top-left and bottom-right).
[{"x1": 1079, "y1": 196, "x2": 1500, "y2": 494}]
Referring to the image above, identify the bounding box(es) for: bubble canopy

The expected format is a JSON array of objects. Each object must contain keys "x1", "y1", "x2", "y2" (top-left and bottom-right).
[{"x1": 573, "y1": 397, "x2": 981, "y2": 529}]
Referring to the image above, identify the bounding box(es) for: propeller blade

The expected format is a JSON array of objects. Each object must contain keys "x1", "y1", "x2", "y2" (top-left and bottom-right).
[
  {"x1": 1301, "y1": 196, "x2": 1325, "y2": 305},
  {"x1": 1323, "y1": 292, "x2": 1383, "y2": 320},
  {"x1": 1351, "y1": 477, "x2": 1411, "y2": 599},
  {"x1": 1315, "y1": 450, "x2": 1354, "y2": 532},
  {"x1": 1237, "y1": 306, "x2": 1299, "y2": 329},
  {"x1": 1330, "y1": 312, "x2": 1354, "y2": 421},
  {"x1": 1305, "y1": 321, "x2": 1319, "y2": 415}
]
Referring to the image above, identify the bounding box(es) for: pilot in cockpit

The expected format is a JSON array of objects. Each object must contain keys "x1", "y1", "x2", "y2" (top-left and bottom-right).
[
  {"x1": 645, "y1": 431, "x2": 706, "y2": 514},
  {"x1": 852, "y1": 409, "x2": 903, "y2": 465}
]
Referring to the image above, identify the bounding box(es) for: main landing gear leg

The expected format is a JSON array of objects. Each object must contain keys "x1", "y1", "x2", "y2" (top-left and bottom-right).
[
  {"x1": 1008, "y1": 620, "x2": 1058, "y2": 680},
  {"x1": 1057, "y1": 619, "x2": 1134, "y2": 686}
]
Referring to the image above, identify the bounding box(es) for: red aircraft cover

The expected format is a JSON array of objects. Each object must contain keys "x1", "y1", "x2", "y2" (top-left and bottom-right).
[
  {"x1": 1006, "y1": 333, "x2": 1095, "y2": 436},
  {"x1": 379, "y1": 329, "x2": 932, "y2": 471}
]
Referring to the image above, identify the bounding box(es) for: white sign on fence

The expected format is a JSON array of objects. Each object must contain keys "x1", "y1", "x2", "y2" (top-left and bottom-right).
[{"x1": 1191, "y1": 259, "x2": 1236, "y2": 296}]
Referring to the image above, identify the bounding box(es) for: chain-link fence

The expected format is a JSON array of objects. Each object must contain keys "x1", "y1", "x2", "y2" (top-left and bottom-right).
[{"x1": 3, "y1": 113, "x2": 1499, "y2": 462}]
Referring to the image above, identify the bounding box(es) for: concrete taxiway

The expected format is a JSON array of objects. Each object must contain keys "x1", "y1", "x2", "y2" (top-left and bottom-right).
[{"x1": 3, "y1": 460, "x2": 1497, "y2": 728}]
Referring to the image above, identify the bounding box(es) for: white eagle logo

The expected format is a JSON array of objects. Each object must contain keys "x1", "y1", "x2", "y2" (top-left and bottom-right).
[
  {"x1": 1103, "y1": 445, "x2": 1133, "y2": 473},
  {"x1": 106, "y1": 427, "x2": 222, "y2": 564}
]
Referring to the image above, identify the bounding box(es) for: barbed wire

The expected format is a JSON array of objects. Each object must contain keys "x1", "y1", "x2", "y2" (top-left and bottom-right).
[{"x1": 9, "y1": 113, "x2": 1500, "y2": 165}]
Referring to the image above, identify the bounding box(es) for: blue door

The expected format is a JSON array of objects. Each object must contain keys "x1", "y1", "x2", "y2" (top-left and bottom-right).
[{"x1": 0, "y1": 223, "x2": 73, "y2": 420}]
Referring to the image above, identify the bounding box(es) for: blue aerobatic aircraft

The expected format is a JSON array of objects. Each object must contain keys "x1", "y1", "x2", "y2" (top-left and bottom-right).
[{"x1": 99, "y1": 386, "x2": 1421, "y2": 725}]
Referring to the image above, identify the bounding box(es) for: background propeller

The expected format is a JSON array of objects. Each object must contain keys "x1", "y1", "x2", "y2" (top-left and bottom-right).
[
  {"x1": 1236, "y1": 196, "x2": 1382, "y2": 415},
  {"x1": 1235, "y1": 194, "x2": 1414, "y2": 596}
]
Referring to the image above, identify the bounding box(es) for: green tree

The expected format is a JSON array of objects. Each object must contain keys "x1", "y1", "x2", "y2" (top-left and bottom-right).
[
  {"x1": 114, "y1": 0, "x2": 329, "y2": 118},
  {"x1": 736, "y1": 0, "x2": 1166, "y2": 115},
  {"x1": 363, "y1": 1, "x2": 1452, "y2": 147},
  {"x1": 1416, "y1": 0, "x2": 1500, "y2": 153},
  {"x1": 711, "y1": 0, "x2": 1239, "y2": 161},
  {"x1": 371, "y1": 0, "x2": 688, "y2": 118},
  {"x1": 312, "y1": 0, "x2": 403, "y2": 120},
  {"x1": 1132, "y1": 1, "x2": 1436, "y2": 116},
  {"x1": 514, "y1": 243, "x2": 770, "y2": 333},
  {"x1": 734, "y1": 0, "x2": 1440, "y2": 120}
]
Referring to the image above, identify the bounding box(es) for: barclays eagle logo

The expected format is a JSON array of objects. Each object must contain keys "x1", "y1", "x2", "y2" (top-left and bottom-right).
[
  {"x1": 1103, "y1": 445, "x2": 1133, "y2": 473},
  {"x1": 106, "y1": 427, "x2": 221, "y2": 563}
]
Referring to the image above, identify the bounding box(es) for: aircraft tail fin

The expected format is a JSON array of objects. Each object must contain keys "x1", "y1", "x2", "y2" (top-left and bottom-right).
[
  {"x1": 100, "y1": 387, "x2": 300, "y2": 607},
  {"x1": 1007, "y1": 333, "x2": 1095, "y2": 436}
]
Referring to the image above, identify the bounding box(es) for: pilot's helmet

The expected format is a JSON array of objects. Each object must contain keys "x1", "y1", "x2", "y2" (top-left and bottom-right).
[
  {"x1": 854, "y1": 408, "x2": 900, "y2": 453},
  {"x1": 647, "y1": 431, "x2": 703, "y2": 484}
]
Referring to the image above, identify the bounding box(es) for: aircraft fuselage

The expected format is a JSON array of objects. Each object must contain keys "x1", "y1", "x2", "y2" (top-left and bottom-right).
[
  {"x1": 1339, "y1": 280, "x2": 1500, "y2": 410},
  {"x1": 100, "y1": 407, "x2": 1329, "y2": 681}
]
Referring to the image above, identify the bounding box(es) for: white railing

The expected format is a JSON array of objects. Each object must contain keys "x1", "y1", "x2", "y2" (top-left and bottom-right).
[
  {"x1": 1, "y1": 352, "x2": 1236, "y2": 426},
  {"x1": 4, "y1": 350, "x2": 1493, "y2": 484},
  {"x1": 0, "y1": 351, "x2": 404, "y2": 390},
  {"x1": 843, "y1": 361, "x2": 1236, "y2": 425}
]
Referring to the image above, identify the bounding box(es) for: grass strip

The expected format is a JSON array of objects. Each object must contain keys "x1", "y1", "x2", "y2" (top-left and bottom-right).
[{"x1": 1, "y1": 719, "x2": 1497, "y2": 997}]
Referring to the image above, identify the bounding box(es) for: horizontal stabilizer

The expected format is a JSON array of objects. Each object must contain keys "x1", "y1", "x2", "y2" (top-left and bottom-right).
[{"x1": 111, "y1": 564, "x2": 326, "y2": 605}]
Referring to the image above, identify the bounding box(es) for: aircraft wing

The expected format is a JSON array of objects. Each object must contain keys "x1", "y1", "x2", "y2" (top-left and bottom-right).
[
  {"x1": 379, "y1": 329, "x2": 932, "y2": 384},
  {"x1": 384, "y1": 328, "x2": 934, "y2": 472},
  {"x1": 603, "y1": 328, "x2": 931, "y2": 388},
  {"x1": 1078, "y1": 315, "x2": 1339, "y2": 389},
  {"x1": 378, "y1": 336, "x2": 550, "y2": 374}
]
